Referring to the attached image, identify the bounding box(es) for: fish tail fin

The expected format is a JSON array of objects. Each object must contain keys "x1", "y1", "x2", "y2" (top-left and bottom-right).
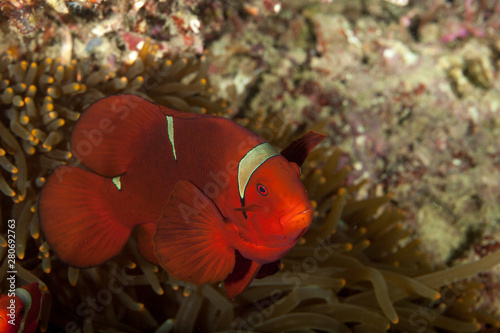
[{"x1": 39, "y1": 166, "x2": 132, "y2": 267}]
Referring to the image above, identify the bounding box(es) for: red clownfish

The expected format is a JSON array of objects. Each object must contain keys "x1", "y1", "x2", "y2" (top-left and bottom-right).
[
  {"x1": 0, "y1": 282, "x2": 43, "y2": 333},
  {"x1": 39, "y1": 94, "x2": 325, "y2": 297}
]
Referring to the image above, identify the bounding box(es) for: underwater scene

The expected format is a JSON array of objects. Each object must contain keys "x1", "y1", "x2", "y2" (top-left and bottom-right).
[{"x1": 1, "y1": 0, "x2": 500, "y2": 332}]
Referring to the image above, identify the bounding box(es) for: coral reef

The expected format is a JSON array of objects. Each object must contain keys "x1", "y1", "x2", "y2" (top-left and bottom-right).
[
  {"x1": 205, "y1": 1, "x2": 500, "y2": 299},
  {"x1": 1, "y1": 0, "x2": 500, "y2": 332},
  {"x1": 1, "y1": 39, "x2": 500, "y2": 332}
]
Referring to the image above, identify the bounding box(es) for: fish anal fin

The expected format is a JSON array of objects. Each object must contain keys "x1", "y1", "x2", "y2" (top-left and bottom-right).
[
  {"x1": 39, "y1": 166, "x2": 132, "y2": 267},
  {"x1": 280, "y1": 131, "x2": 326, "y2": 166},
  {"x1": 224, "y1": 254, "x2": 261, "y2": 298},
  {"x1": 134, "y1": 223, "x2": 160, "y2": 265},
  {"x1": 256, "y1": 260, "x2": 281, "y2": 279},
  {"x1": 153, "y1": 180, "x2": 235, "y2": 285},
  {"x1": 71, "y1": 94, "x2": 165, "y2": 176}
]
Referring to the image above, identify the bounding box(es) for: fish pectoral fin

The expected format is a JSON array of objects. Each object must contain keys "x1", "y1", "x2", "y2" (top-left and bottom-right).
[
  {"x1": 224, "y1": 254, "x2": 261, "y2": 299},
  {"x1": 153, "y1": 180, "x2": 235, "y2": 285},
  {"x1": 280, "y1": 130, "x2": 326, "y2": 166}
]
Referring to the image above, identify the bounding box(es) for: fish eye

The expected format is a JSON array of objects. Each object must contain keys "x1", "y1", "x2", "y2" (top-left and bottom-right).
[
  {"x1": 17, "y1": 307, "x2": 24, "y2": 317},
  {"x1": 256, "y1": 183, "x2": 268, "y2": 196}
]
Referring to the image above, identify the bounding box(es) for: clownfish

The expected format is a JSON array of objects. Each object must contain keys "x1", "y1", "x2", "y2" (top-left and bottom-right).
[
  {"x1": 39, "y1": 94, "x2": 325, "y2": 297},
  {"x1": 0, "y1": 282, "x2": 43, "y2": 333}
]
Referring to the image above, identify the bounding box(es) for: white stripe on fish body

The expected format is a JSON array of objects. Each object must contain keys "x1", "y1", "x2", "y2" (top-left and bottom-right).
[
  {"x1": 112, "y1": 176, "x2": 122, "y2": 190},
  {"x1": 166, "y1": 116, "x2": 177, "y2": 161}
]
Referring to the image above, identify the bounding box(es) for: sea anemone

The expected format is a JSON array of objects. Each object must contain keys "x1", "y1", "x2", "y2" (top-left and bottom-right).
[{"x1": 1, "y1": 41, "x2": 499, "y2": 332}]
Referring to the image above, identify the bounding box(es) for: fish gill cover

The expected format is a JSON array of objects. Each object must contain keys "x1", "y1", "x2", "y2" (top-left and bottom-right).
[{"x1": 0, "y1": 0, "x2": 500, "y2": 332}]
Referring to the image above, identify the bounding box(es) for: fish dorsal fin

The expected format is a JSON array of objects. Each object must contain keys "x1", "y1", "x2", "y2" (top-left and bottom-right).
[
  {"x1": 224, "y1": 255, "x2": 261, "y2": 298},
  {"x1": 154, "y1": 180, "x2": 235, "y2": 284},
  {"x1": 238, "y1": 143, "x2": 279, "y2": 200},
  {"x1": 280, "y1": 131, "x2": 326, "y2": 166},
  {"x1": 71, "y1": 94, "x2": 165, "y2": 177}
]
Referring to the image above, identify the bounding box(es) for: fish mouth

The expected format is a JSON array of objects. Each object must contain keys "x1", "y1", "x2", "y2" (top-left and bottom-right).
[
  {"x1": 234, "y1": 205, "x2": 313, "y2": 264},
  {"x1": 280, "y1": 204, "x2": 313, "y2": 236}
]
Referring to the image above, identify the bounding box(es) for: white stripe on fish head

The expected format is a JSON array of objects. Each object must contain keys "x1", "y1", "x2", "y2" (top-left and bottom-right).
[{"x1": 237, "y1": 143, "x2": 279, "y2": 201}]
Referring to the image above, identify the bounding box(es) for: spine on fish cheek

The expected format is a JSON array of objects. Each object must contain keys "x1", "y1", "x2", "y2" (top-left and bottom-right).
[{"x1": 240, "y1": 197, "x2": 247, "y2": 219}]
